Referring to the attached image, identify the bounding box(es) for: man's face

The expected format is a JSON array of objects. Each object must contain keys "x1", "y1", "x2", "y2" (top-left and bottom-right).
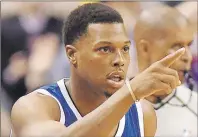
[
  {"x1": 75, "y1": 23, "x2": 130, "y2": 96},
  {"x1": 148, "y1": 26, "x2": 194, "y2": 83},
  {"x1": 139, "y1": 25, "x2": 194, "y2": 101}
]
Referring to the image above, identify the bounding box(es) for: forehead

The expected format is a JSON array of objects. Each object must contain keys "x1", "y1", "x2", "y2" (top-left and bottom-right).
[
  {"x1": 154, "y1": 25, "x2": 194, "y2": 46},
  {"x1": 87, "y1": 23, "x2": 129, "y2": 42},
  {"x1": 174, "y1": 27, "x2": 195, "y2": 42}
]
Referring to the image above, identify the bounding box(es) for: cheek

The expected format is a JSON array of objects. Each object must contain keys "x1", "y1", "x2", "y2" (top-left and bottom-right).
[
  {"x1": 78, "y1": 53, "x2": 111, "y2": 75},
  {"x1": 152, "y1": 40, "x2": 172, "y2": 62},
  {"x1": 150, "y1": 49, "x2": 166, "y2": 63}
]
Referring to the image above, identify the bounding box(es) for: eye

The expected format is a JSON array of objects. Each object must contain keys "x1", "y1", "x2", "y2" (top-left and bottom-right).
[
  {"x1": 187, "y1": 41, "x2": 193, "y2": 47},
  {"x1": 172, "y1": 43, "x2": 183, "y2": 50},
  {"x1": 98, "y1": 46, "x2": 112, "y2": 53},
  {"x1": 123, "y1": 46, "x2": 130, "y2": 52}
]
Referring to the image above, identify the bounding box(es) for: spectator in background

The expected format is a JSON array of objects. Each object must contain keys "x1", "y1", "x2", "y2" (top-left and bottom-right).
[
  {"x1": 1, "y1": 88, "x2": 14, "y2": 137},
  {"x1": 1, "y1": 2, "x2": 63, "y2": 102},
  {"x1": 133, "y1": 5, "x2": 197, "y2": 136},
  {"x1": 189, "y1": 34, "x2": 198, "y2": 92},
  {"x1": 176, "y1": 1, "x2": 198, "y2": 90},
  {"x1": 163, "y1": 1, "x2": 184, "y2": 7},
  {"x1": 1, "y1": 109, "x2": 12, "y2": 137}
]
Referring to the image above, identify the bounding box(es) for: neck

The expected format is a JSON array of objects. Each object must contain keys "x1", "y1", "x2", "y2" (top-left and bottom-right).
[{"x1": 67, "y1": 69, "x2": 107, "y2": 116}]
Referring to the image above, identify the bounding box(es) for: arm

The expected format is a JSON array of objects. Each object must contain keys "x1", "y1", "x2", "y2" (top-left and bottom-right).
[
  {"x1": 12, "y1": 48, "x2": 185, "y2": 137},
  {"x1": 13, "y1": 90, "x2": 157, "y2": 137},
  {"x1": 25, "y1": 34, "x2": 59, "y2": 92},
  {"x1": 141, "y1": 100, "x2": 157, "y2": 137}
]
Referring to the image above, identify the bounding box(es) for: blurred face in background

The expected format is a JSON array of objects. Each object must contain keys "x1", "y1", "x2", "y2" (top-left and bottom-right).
[
  {"x1": 147, "y1": 25, "x2": 194, "y2": 83},
  {"x1": 133, "y1": 5, "x2": 197, "y2": 104},
  {"x1": 73, "y1": 23, "x2": 130, "y2": 97},
  {"x1": 137, "y1": 20, "x2": 194, "y2": 100},
  {"x1": 190, "y1": 34, "x2": 198, "y2": 82}
]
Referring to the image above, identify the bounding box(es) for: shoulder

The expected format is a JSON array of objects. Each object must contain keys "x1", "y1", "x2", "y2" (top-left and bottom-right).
[
  {"x1": 140, "y1": 99, "x2": 157, "y2": 137},
  {"x1": 11, "y1": 89, "x2": 61, "y2": 134},
  {"x1": 12, "y1": 89, "x2": 60, "y2": 119}
]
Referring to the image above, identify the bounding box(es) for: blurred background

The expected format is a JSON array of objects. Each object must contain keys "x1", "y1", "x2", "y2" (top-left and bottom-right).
[{"x1": 1, "y1": 1, "x2": 197, "y2": 136}]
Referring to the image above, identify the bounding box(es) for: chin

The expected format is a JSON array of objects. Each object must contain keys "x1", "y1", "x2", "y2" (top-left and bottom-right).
[
  {"x1": 104, "y1": 91, "x2": 113, "y2": 98},
  {"x1": 103, "y1": 87, "x2": 119, "y2": 97}
]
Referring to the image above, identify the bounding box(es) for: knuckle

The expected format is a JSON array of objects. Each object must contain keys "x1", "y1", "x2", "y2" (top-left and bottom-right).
[
  {"x1": 150, "y1": 72, "x2": 156, "y2": 78},
  {"x1": 173, "y1": 70, "x2": 178, "y2": 77},
  {"x1": 166, "y1": 85, "x2": 172, "y2": 94},
  {"x1": 156, "y1": 61, "x2": 164, "y2": 68},
  {"x1": 151, "y1": 63, "x2": 162, "y2": 72},
  {"x1": 155, "y1": 60, "x2": 161, "y2": 65},
  {"x1": 171, "y1": 76, "x2": 176, "y2": 82},
  {"x1": 151, "y1": 73, "x2": 159, "y2": 82},
  {"x1": 149, "y1": 65, "x2": 156, "y2": 72},
  {"x1": 170, "y1": 77, "x2": 176, "y2": 86},
  {"x1": 167, "y1": 89, "x2": 172, "y2": 94},
  {"x1": 168, "y1": 87, "x2": 172, "y2": 93}
]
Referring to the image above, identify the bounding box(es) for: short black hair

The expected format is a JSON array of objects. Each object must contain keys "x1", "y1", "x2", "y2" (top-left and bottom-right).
[{"x1": 62, "y1": 3, "x2": 124, "y2": 45}]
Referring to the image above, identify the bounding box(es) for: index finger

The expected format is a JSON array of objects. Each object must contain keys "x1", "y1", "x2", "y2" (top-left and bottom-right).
[{"x1": 159, "y1": 48, "x2": 185, "y2": 67}]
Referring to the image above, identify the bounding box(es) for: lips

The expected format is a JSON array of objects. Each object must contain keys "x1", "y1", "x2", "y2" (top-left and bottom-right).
[
  {"x1": 177, "y1": 69, "x2": 189, "y2": 82},
  {"x1": 178, "y1": 70, "x2": 184, "y2": 77},
  {"x1": 106, "y1": 71, "x2": 125, "y2": 88}
]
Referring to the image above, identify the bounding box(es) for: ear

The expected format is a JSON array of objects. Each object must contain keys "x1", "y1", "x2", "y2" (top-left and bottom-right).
[
  {"x1": 65, "y1": 45, "x2": 78, "y2": 66},
  {"x1": 137, "y1": 39, "x2": 150, "y2": 58}
]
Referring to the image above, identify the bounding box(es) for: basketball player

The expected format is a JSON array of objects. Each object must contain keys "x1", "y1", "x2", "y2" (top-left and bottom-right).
[
  {"x1": 11, "y1": 3, "x2": 184, "y2": 137},
  {"x1": 133, "y1": 5, "x2": 197, "y2": 136}
]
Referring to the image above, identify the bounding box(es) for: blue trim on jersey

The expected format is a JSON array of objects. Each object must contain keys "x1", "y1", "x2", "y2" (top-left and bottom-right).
[
  {"x1": 41, "y1": 83, "x2": 78, "y2": 126},
  {"x1": 122, "y1": 104, "x2": 141, "y2": 137}
]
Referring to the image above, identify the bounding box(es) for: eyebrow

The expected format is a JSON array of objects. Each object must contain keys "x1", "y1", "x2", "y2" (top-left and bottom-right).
[
  {"x1": 172, "y1": 40, "x2": 194, "y2": 47},
  {"x1": 187, "y1": 40, "x2": 193, "y2": 46},
  {"x1": 94, "y1": 40, "x2": 131, "y2": 46}
]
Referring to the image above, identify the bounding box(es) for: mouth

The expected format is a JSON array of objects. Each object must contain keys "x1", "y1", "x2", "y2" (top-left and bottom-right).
[
  {"x1": 106, "y1": 71, "x2": 125, "y2": 89},
  {"x1": 177, "y1": 69, "x2": 189, "y2": 81},
  {"x1": 178, "y1": 70, "x2": 184, "y2": 77}
]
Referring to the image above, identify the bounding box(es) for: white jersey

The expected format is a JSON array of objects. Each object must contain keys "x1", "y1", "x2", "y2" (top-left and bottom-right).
[{"x1": 155, "y1": 85, "x2": 197, "y2": 137}]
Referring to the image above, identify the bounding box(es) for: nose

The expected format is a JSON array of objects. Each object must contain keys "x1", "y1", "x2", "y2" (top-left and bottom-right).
[
  {"x1": 112, "y1": 50, "x2": 124, "y2": 67},
  {"x1": 180, "y1": 46, "x2": 192, "y2": 64}
]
